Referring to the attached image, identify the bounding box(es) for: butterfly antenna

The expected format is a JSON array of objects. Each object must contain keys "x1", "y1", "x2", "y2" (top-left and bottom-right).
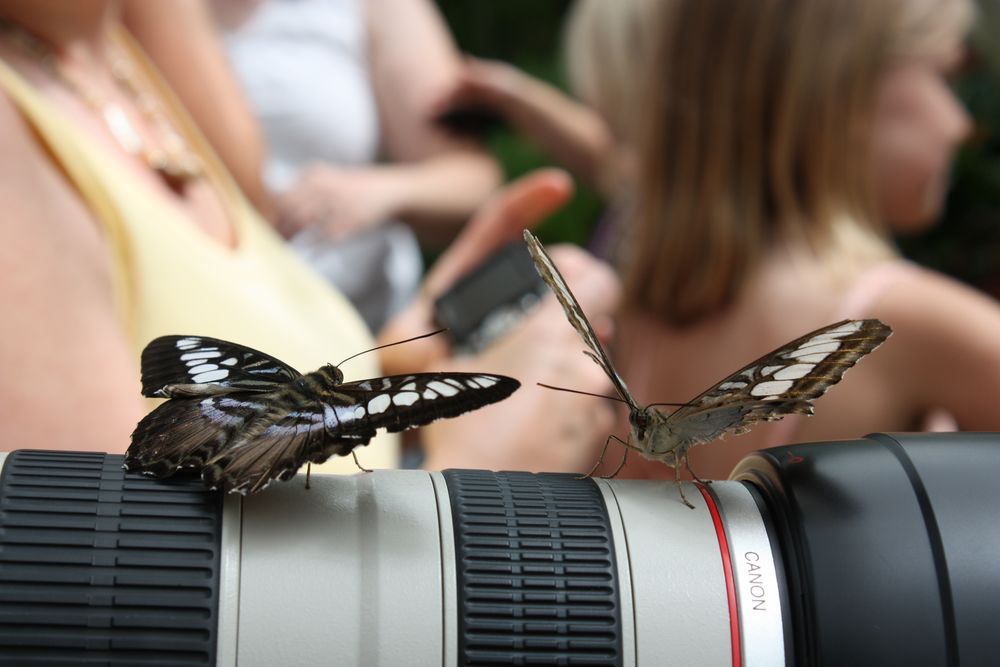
[
  {"x1": 536, "y1": 382, "x2": 628, "y2": 404},
  {"x1": 337, "y1": 329, "x2": 448, "y2": 367}
]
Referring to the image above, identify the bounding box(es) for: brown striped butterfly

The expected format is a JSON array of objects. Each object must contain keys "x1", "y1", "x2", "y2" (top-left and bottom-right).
[
  {"x1": 523, "y1": 230, "x2": 891, "y2": 507},
  {"x1": 124, "y1": 334, "x2": 519, "y2": 494}
]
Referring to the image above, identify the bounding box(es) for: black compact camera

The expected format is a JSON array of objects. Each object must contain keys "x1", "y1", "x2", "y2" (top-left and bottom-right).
[
  {"x1": 433, "y1": 240, "x2": 547, "y2": 354},
  {"x1": 1, "y1": 433, "x2": 998, "y2": 665}
]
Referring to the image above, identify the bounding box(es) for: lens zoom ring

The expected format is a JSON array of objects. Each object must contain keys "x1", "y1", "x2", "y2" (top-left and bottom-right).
[
  {"x1": 0, "y1": 450, "x2": 222, "y2": 665},
  {"x1": 444, "y1": 470, "x2": 622, "y2": 666}
]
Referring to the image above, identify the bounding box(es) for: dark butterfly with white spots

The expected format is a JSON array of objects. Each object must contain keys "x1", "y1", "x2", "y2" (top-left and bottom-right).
[
  {"x1": 523, "y1": 230, "x2": 891, "y2": 507},
  {"x1": 124, "y1": 335, "x2": 519, "y2": 494}
]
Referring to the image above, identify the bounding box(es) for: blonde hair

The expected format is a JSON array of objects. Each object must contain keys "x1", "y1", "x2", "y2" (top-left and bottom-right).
[
  {"x1": 626, "y1": 0, "x2": 973, "y2": 325},
  {"x1": 564, "y1": 0, "x2": 660, "y2": 145}
]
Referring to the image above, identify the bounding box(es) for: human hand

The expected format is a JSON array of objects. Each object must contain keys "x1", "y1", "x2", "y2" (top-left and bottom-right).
[
  {"x1": 420, "y1": 243, "x2": 622, "y2": 473},
  {"x1": 377, "y1": 168, "x2": 575, "y2": 375},
  {"x1": 273, "y1": 163, "x2": 400, "y2": 240}
]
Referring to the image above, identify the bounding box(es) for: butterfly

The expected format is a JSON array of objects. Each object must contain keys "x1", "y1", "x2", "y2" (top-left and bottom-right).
[
  {"x1": 523, "y1": 230, "x2": 892, "y2": 507},
  {"x1": 124, "y1": 335, "x2": 519, "y2": 494}
]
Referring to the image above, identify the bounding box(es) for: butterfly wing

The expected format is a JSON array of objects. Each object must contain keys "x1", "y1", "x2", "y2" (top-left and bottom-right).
[
  {"x1": 201, "y1": 402, "x2": 373, "y2": 495},
  {"x1": 523, "y1": 230, "x2": 640, "y2": 411},
  {"x1": 130, "y1": 370, "x2": 520, "y2": 494},
  {"x1": 140, "y1": 335, "x2": 302, "y2": 398},
  {"x1": 328, "y1": 371, "x2": 521, "y2": 434},
  {"x1": 664, "y1": 319, "x2": 892, "y2": 446},
  {"x1": 124, "y1": 393, "x2": 270, "y2": 476},
  {"x1": 201, "y1": 371, "x2": 519, "y2": 494}
]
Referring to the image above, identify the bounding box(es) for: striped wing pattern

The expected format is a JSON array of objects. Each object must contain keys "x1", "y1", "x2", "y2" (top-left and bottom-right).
[
  {"x1": 126, "y1": 336, "x2": 519, "y2": 494},
  {"x1": 664, "y1": 319, "x2": 892, "y2": 446},
  {"x1": 141, "y1": 335, "x2": 302, "y2": 397},
  {"x1": 523, "y1": 231, "x2": 639, "y2": 411}
]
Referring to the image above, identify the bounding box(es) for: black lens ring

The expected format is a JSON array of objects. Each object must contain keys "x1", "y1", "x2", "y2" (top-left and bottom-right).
[
  {"x1": 443, "y1": 469, "x2": 623, "y2": 666},
  {"x1": 0, "y1": 450, "x2": 223, "y2": 665}
]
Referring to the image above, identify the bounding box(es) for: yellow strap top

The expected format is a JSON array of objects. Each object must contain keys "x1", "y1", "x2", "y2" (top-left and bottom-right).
[{"x1": 0, "y1": 33, "x2": 398, "y2": 470}]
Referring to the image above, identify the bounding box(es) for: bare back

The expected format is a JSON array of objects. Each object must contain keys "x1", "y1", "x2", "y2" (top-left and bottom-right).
[{"x1": 609, "y1": 248, "x2": 1000, "y2": 480}]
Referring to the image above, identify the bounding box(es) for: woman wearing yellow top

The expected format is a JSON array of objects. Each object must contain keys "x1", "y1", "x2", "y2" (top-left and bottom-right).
[{"x1": 0, "y1": 1, "x2": 620, "y2": 474}]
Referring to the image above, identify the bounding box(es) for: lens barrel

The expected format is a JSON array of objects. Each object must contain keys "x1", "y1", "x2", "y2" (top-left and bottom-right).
[
  {"x1": 734, "y1": 432, "x2": 1000, "y2": 667},
  {"x1": 0, "y1": 433, "x2": 997, "y2": 666}
]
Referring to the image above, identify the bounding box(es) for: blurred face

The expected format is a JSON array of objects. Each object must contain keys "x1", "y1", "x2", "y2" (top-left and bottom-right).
[{"x1": 869, "y1": 40, "x2": 971, "y2": 233}]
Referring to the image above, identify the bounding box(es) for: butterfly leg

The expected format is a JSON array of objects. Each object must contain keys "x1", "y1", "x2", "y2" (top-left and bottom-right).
[
  {"x1": 352, "y1": 450, "x2": 373, "y2": 473},
  {"x1": 674, "y1": 464, "x2": 696, "y2": 509},
  {"x1": 578, "y1": 434, "x2": 628, "y2": 479},
  {"x1": 305, "y1": 463, "x2": 312, "y2": 490},
  {"x1": 681, "y1": 449, "x2": 711, "y2": 486},
  {"x1": 602, "y1": 442, "x2": 630, "y2": 479}
]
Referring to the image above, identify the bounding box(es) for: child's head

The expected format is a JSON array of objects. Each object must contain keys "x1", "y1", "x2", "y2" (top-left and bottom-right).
[
  {"x1": 627, "y1": 0, "x2": 973, "y2": 324},
  {"x1": 870, "y1": 2, "x2": 973, "y2": 231}
]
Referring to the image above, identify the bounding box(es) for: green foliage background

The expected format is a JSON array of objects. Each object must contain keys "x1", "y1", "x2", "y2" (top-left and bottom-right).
[{"x1": 436, "y1": 1, "x2": 1000, "y2": 296}]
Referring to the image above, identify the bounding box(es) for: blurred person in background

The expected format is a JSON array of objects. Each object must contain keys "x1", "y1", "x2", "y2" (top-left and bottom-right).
[
  {"x1": 612, "y1": 0, "x2": 1000, "y2": 480},
  {"x1": 0, "y1": 0, "x2": 619, "y2": 476},
  {"x1": 129, "y1": 0, "x2": 502, "y2": 332},
  {"x1": 431, "y1": 0, "x2": 660, "y2": 259}
]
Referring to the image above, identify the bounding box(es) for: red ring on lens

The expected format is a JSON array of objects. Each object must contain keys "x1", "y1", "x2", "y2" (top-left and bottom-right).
[{"x1": 698, "y1": 483, "x2": 742, "y2": 667}]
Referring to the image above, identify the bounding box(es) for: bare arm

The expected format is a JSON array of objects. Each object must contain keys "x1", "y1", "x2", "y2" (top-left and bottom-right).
[
  {"x1": 364, "y1": 0, "x2": 501, "y2": 243},
  {"x1": 0, "y1": 93, "x2": 145, "y2": 453},
  {"x1": 122, "y1": 0, "x2": 274, "y2": 218},
  {"x1": 432, "y1": 57, "x2": 620, "y2": 194}
]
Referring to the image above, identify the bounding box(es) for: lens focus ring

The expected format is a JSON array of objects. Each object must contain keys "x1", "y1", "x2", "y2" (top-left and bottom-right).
[{"x1": 443, "y1": 469, "x2": 623, "y2": 666}]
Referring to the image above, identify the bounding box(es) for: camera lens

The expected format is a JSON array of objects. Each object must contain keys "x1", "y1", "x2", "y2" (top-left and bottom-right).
[{"x1": 1, "y1": 433, "x2": 998, "y2": 666}]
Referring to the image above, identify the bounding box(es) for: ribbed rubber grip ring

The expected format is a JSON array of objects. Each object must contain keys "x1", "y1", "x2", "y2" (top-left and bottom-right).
[
  {"x1": 443, "y1": 469, "x2": 622, "y2": 666},
  {"x1": 0, "y1": 450, "x2": 223, "y2": 665}
]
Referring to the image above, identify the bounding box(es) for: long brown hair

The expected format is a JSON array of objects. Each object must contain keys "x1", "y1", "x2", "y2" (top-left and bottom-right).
[{"x1": 626, "y1": 0, "x2": 972, "y2": 325}]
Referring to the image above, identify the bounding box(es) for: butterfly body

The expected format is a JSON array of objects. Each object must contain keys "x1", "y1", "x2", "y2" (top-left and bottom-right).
[
  {"x1": 126, "y1": 335, "x2": 519, "y2": 494},
  {"x1": 523, "y1": 231, "x2": 891, "y2": 507}
]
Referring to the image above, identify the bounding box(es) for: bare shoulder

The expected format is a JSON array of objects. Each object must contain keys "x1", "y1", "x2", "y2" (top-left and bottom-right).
[
  {"x1": 869, "y1": 263, "x2": 1000, "y2": 428},
  {"x1": 873, "y1": 263, "x2": 1000, "y2": 347}
]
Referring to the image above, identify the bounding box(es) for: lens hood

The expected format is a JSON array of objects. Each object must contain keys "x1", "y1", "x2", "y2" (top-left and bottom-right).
[{"x1": 732, "y1": 432, "x2": 1000, "y2": 667}]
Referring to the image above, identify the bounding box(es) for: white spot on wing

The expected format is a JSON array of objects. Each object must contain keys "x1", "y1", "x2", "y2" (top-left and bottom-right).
[
  {"x1": 176, "y1": 338, "x2": 200, "y2": 350},
  {"x1": 718, "y1": 382, "x2": 747, "y2": 390},
  {"x1": 192, "y1": 369, "x2": 229, "y2": 383},
  {"x1": 400, "y1": 382, "x2": 417, "y2": 391},
  {"x1": 354, "y1": 406, "x2": 366, "y2": 419},
  {"x1": 324, "y1": 404, "x2": 339, "y2": 429},
  {"x1": 422, "y1": 389, "x2": 437, "y2": 400},
  {"x1": 751, "y1": 379, "x2": 794, "y2": 397},
  {"x1": 220, "y1": 357, "x2": 238, "y2": 366},
  {"x1": 465, "y1": 378, "x2": 481, "y2": 388},
  {"x1": 796, "y1": 352, "x2": 830, "y2": 363},
  {"x1": 368, "y1": 394, "x2": 391, "y2": 414},
  {"x1": 428, "y1": 381, "x2": 459, "y2": 397},
  {"x1": 789, "y1": 341, "x2": 839, "y2": 358},
  {"x1": 475, "y1": 376, "x2": 498, "y2": 388},
  {"x1": 773, "y1": 364, "x2": 813, "y2": 380},
  {"x1": 444, "y1": 378, "x2": 465, "y2": 389},
  {"x1": 181, "y1": 350, "x2": 221, "y2": 361},
  {"x1": 189, "y1": 363, "x2": 219, "y2": 374},
  {"x1": 761, "y1": 366, "x2": 782, "y2": 376},
  {"x1": 808, "y1": 323, "x2": 859, "y2": 344},
  {"x1": 393, "y1": 392, "x2": 420, "y2": 406}
]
